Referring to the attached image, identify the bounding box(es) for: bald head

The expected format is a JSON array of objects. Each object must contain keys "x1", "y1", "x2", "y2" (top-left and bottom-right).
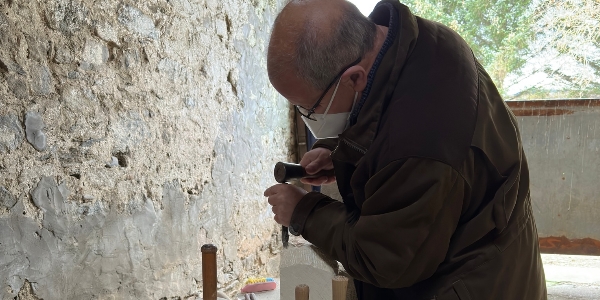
[
  {"x1": 276, "y1": 0, "x2": 346, "y2": 33},
  {"x1": 267, "y1": 0, "x2": 377, "y2": 93}
]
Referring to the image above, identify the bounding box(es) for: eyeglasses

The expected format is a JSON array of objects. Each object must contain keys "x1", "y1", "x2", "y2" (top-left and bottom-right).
[{"x1": 295, "y1": 57, "x2": 362, "y2": 121}]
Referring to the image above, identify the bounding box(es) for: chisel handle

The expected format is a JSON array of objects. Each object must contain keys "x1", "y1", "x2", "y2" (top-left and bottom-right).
[{"x1": 274, "y1": 162, "x2": 335, "y2": 183}]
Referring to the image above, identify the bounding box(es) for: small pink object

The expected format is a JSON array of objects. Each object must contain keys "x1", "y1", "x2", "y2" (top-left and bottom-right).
[{"x1": 241, "y1": 278, "x2": 277, "y2": 293}]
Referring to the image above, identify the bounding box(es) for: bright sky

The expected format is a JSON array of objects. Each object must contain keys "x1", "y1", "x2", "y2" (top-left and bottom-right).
[{"x1": 348, "y1": 0, "x2": 380, "y2": 16}]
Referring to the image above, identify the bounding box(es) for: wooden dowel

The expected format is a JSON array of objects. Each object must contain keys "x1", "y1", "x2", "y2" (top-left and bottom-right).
[
  {"x1": 201, "y1": 244, "x2": 218, "y2": 300},
  {"x1": 332, "y1": 276, "x2": 348, "y2": 300},
  {"x1": 295, "y1": 284, "x2": 310, "y2": 300}
]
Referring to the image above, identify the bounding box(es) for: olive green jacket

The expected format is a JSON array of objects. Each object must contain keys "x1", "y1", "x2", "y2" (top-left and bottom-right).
[{"x1": 289, "y1": 1, "x2": 547, "y2": 299}]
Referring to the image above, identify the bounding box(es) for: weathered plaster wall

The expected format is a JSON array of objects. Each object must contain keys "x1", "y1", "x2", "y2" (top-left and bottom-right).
[
  {"x1": 509, "y1": 101, "x2": 600, "y2": 241},
  {"x1": 0, "y1": 0, "x2": 291, "y2": 298}
]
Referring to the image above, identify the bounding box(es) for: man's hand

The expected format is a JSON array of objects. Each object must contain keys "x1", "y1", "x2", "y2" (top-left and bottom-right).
[
  {"x1": 264, "y1": 184, "x2": 307, "y2": 227},
  {"x1": 300, "y1": 148, "x2": 336, "y2": 185}
]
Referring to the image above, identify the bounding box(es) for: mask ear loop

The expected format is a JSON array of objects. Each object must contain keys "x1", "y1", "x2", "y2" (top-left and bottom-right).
[
  {"x1": 323, "y1": 77, "x2": 343, "y2": 116},
  {"x1": 350, "y1": 92, "x2": 358, "y2": 114},
  {"x1": 345, "y1": 92, "x2": 359, "y2": 129}
]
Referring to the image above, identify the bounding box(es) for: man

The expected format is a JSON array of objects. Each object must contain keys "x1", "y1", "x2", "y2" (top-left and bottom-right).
[{"x1": 263, "y1": 0, "x2": 547, "y2": 299}]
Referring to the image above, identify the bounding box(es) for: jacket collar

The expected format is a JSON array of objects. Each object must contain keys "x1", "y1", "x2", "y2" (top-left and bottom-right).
[{"x1": 332, "y1": 0, "x2": 420, "y2": 166}]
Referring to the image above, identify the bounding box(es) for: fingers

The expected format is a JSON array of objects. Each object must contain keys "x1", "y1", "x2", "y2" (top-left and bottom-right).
[
  {"x1": 300, "y1": 176, "x2": 327, "y2": 185},
  {"x1": 300, "y1": 175, "x2": 336, "y2": 185},
  {"x1": 301, "y1": 148, "x2": 333, "y2": 175},
  {"x1": 265, "y1": 184, "x2": 296, "y2": 206},
  {"x1": 323, "y1": 175, "x2": 336, "y2": 184},
  {"x1": 270, "y1": 203, "x2": 285, "y2": 226},
  {"x1": 263, "y1": 183, "x2": 286, "y2": 197},
  {"x1": 305, "y1": 159, "x2": 330, "y2": 174},
  {"x1": 265, "y1": 184, "x2": 308, "y2": 227},
  {"x1": 269, "y1": 195, "x2": 280, "y2": 223},
  {"x1": 299, "y1": 149, "x2": 319, "y2": 168}
]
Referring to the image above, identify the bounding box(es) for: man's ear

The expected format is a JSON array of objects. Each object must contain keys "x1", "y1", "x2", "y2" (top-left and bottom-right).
[{"x1": 341, "y1": 65, "x2": 368, "y2": 92}]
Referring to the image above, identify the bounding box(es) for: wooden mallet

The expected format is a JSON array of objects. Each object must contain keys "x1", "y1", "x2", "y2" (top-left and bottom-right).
[{"x1": 332, "y1": 276, "x2": 349, "y2": 300}]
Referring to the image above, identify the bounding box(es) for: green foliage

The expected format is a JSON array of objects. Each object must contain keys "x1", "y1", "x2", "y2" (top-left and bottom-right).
[
  {"x1": 516, "y1": 0, "x2": 600, "y2": 99},
  {"x1": 402, "y1": 0, "x2": 600, "y2": 99},
  {"x1": 402, "y1": 0, "x2": 536, "y2": 94}
]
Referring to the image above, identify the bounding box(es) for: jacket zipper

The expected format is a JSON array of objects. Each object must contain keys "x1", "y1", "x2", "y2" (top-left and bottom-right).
[{"x1": 341, "y1": 137, "x2": 367, "y2": 155}]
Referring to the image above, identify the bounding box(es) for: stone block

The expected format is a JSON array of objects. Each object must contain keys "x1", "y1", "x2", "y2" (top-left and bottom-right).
[
  {"x1": 158, "y1": 58, "x2": 187, "y2": 82},
  {"x1": 122, "y1": 48, "x2": 140, "y2": 69},
  {"x1": 95, "y1": 23, "x2": 120, "y2": 46},
  {"x1": 280, "y1": 236, "x2": 357, "y2": 300},
  {"x1": 83, "y1": 38, "x2": 109, "y2": 66},
  {"x1": 0, "y1": 114, "x2": 24, "y2": 153},
  {"x1": 0, "y1": 58, "x2": 27, "y2": 75},
  {"x1": 24, "y1": 111, "x2": 47, "y2": 151},
  {"x1": 45, "y1": 0, "x2": 88, "y2": 35},
  {"x1": 6, "y1": 74, "x2": 29, "y2": 99},
  {"x1": 118, "y1": 5, "x2": 159, "y2": 40},
  {"x1": 0, "y1": 13, "x2": 7, "y2": 27},
  {"x1": 0, "y1": 186, "x2": 17, "y2": 209},
  {"x1": 53, "y1": 45, "x2": 73, "y2": 64},
  {"x1": 26, "y1": 35, "x2": 49, "y2": 62},
  {"x1": 111, "y1": 111, "x2": 151, "y2": 152},
  {"x1": 30, "y1": 64, "x2": 53, "y2": 95}
]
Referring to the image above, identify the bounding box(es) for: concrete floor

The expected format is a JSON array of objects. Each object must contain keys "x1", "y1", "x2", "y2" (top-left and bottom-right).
[
  {"x1": 234, "y1": 255, "x2": 600, "y2": 300},
  {"x1": 544, "y1": 254, "x2": 600, "y2": 300}
]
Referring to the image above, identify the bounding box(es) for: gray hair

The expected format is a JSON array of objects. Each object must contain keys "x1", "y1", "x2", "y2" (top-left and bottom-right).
[{"x1": 280, "y1": 1, "x2": 377, "y2": 90}]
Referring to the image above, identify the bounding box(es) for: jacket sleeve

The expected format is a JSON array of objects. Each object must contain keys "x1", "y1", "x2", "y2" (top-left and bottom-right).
[
  {"x1": 290, "y1": 157, "x2": 465, "y2": 288},
  {"x1": 310, "y1": 138, "x2": 339, "y2": 151}
]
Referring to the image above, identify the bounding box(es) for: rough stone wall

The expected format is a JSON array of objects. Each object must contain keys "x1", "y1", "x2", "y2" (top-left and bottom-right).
[{"x1": 0, "y1": 0, "x2": 291, "y2": 298}]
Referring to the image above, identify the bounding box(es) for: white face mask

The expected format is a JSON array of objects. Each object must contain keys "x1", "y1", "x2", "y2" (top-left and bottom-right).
[{"x1": 301, "y1": 78, "x2": 359, "y2": 139}]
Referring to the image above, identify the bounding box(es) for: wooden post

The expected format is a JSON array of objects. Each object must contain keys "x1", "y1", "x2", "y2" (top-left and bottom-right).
[
  {"x1": 201, "y1": 244, "x2": 218, "y2": 300},
  {"x1": 295, "y1": 284, "x2": 310, "y2": 300},
  {"x1": 332, "y1": 276, "x2": 349, "y2": 300}
]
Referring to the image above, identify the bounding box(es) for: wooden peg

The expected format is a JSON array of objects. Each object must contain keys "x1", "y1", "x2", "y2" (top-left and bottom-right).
[
  {"x1": 332, "y1": 276, "x2": 349, "y2": 300},
  {"x1": 295, "y1": 284, "x2": 310, "y2": 300},
  {"x1": 201, "y1": 244, "x2": 218, "y2": 300}
]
